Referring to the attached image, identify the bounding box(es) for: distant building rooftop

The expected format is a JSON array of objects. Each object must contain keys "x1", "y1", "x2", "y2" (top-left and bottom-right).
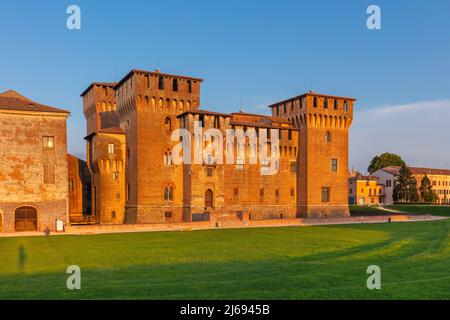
[{"x1": 410, "y1": 167, "x2": 450, "y2": 176}]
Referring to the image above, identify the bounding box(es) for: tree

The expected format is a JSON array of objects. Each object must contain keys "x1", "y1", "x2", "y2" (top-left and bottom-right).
[
  {"x1": 419, "y1": 175, "x2": 437, "y2": 203},
  {"x1": 368, "y1": 152, "x2": 405, "y2": 174},
  {"x1": 394, "y1": 164, "x2": 419, "y2": 203}
]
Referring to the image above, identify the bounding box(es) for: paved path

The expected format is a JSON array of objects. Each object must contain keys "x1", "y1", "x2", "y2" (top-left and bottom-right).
[{"x1": 0, "y1": 214, "x2": 447, "y2": 238}]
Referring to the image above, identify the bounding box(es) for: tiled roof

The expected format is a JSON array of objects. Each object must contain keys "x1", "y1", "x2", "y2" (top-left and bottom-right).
[
  {"x1": 410, "y1": 167, "x2": 450, "y2": 176},
  {"x1": 381, "y1": 166, "x2": 402, "y2": 176},
  {"x1": 0, "y1": 90, "x2": 70, "y2": 114}
]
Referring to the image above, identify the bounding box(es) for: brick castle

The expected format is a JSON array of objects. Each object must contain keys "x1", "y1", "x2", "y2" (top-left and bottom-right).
[{"x1": 0, "y1": 68, "x2": 355, "y2": 232}]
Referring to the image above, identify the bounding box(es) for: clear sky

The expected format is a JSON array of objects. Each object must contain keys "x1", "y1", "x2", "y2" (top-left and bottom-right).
[{"x1": 1, "y1": 0, "x2": 450, "y2": 172}]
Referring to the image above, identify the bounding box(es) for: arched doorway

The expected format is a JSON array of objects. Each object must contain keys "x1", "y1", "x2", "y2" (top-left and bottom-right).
[
  {"x1": 205, "y1": 189, "x2": 213, "y2": 208},
  {"x1": 15, "y1": 206, "x2": 37, "y2": 232}
]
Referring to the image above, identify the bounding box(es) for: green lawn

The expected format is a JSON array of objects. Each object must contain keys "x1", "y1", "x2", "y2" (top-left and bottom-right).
[
  {"x1": 387, "y1": 205, "x2": 450, "y2": 216},
  {"x1": 0, "y1": 220, "x2": 449, "y2": 299}
]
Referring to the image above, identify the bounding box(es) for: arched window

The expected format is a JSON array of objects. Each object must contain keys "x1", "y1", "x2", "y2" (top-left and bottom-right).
[
  {"x1": 164, "y1": 117, "x2": 172, "y2": 131},
  {"x1": 205, "y1": 189, "x2": 213, "y2": 208},
  {"x1": 326, "y1": 131, "x2": 331, "y2": 143},
  {"x1": 158, "y1": 98, "x2": 163, "y2": 112},
  {"x1": 164, "y1": 186, "x2": 173, "y2": 201},
  {"x1": 15, "y1": 206, "x2": 37, "y2": 232}
]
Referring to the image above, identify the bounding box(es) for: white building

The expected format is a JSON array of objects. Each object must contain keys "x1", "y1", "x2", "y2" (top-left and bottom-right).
[{"x1": 372, "y1": 166, "x2": 401, "y2": 205}]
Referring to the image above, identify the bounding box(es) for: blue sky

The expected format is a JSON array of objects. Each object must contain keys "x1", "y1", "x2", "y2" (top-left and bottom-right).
[{"x1": 1, "y1": 0, "x2": 450, "y2": 172}]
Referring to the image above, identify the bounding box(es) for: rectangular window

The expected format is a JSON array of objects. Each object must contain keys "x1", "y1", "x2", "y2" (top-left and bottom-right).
[
  {"x1": 173, "y1": 79, "x2": 178, "y2": 92},
  {"x1": 260, "y1": 188, "x2": 264, "y2": 200},
  {"x1": 275, "y1": 189, "x2": 280, "y2": 198},
  {"x1": 234, "y1": 188, "x2": 239, "y2": 197},
  {"x1": 188, "y1": 80, "x2": 192, "y2": 93},
  {"x1": 158, "y1": 77, "x2": 164, "y2": 90},
  {"x1": 43, "y1": 136, "x2": 54, "y2": 148},
  {"x1": 291, "y1": 188, "x2": 295, "y2": 197},
  {"x1": 108, "y1": 143, "x2": 115, "y2": 154},
  {"x1": 331, "y1": 158, "x2": 338, "y2": 172},
  {"x1": 321, "y1": 187, "x2": 330, "y2": 202},
  {"x1": 206, "y1": 167, "x2": 213, "y2": 177},
  {"x1": 111, "y1": 211, "x2": 116, "y2": 219},
  {"x1": 288, "y1": 130, "x2": 292, "y2": 140}
]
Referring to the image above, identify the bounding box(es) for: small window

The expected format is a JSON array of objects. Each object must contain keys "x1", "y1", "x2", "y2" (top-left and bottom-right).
[
  {"x1": 206, "y1": 167, "x2": 213, "y2": 176},
  {"x1": 331, "y1": 158, "x2": 338, "y2": 172},
  {"x1": 291, "y1": 188, "x2": 295, "y2": 197},
  {"x1": 165, "y1": 211, "x2": 173, "y2": 219},
  {"x1": 146, "y1": 75, "x2": 151, "y2": 88},
  {"x1": 275, "y1": 189, "x2": 280, "y2": 198},
  {"x1": 188, "y1": 80, "x2": 192, "y2": 93},
  {"x1": 173, "y1": 78, "x2": 178, "y2": 92},
  {"x1": 283, "y1": 104, "x2": 287, "y2": 113},
  {"x1": 111, "y1": 211, "x2": 116, "y2": 219},
  {"x1": 43, "y1": 136, "x2": 54, "y2": 148},
  {"x1": 313, "y1": 97, "x2": 318, "y2": 108},
  {"x1": 214, "y1": 116, "x2": 220, "y2": 129},
  {"x1": 325, "y1": 131, "x2": 331, "y2": 143},
  {"x1": 164, "y1": 186, "x2": 173, "y2": 201},
  {"x1": 288, "y1": 130, "x2": 292, "y2": 140},
  {"x1": 260, "y1": 188, "x2": 264, "y2": 199},
  {"x1": 234, "y1": 188, "x2": 239, "y2": 196},
  {"x1": 164, "y1": 117, "x2": 172, "y2": 131},
  {"x1": 344, "y1": 100, "x2": 348, "y2": 111},
  {"x1": 108, "y1": 143, "x2": 115, "y2": 154},
  {"x1": 334, "y1": 99, "x2": 338, "y2": 110},
  {"x1": 159, "y1": 77, "x2": 164, "y2": 90},
  {"x1": 324, "y1": 98, "x2": 328, "y2": 109},
  {"x1": 321, "y1": 187, "x2": 330, "y2": 202}
]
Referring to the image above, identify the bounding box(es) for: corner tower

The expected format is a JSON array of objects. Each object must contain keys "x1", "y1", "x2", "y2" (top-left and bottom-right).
[
  {"x1": 81, "y1": 83, "x2": 126, "y2": 224},
  {"x1": 270, "y1": 91, "x2": 355, "y2": 218}
]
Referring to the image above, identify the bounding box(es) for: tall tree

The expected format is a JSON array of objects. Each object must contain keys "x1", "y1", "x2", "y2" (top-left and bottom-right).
[
  {"x1": 394, "y1": 164, "x2": 419, "y2": 203},
  {"x1": 368, "y1": 152, "x2": 405, "y2": 174},
  {"x1": 419, "y1": 175, "x2": 437, "y2": 203}
]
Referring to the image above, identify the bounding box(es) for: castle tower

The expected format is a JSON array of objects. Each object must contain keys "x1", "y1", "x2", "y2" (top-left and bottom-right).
[
  {"x1": 114, "y1": 69, "x2": 202, "y2": 223},
  {"x1": 81, "y1": 83, "x2": 126, "y2": 224},
  {"x1": 269, "y1": 91, "x2": 355, "y2": 218}
]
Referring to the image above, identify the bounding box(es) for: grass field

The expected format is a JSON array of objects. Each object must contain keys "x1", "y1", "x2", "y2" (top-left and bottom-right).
[
  {"x1": 387, "y1": 205, "x2": 450, "y2": 216},
  {"x1": 0, "y1": 219, "x2": 449, "y2": 300}
]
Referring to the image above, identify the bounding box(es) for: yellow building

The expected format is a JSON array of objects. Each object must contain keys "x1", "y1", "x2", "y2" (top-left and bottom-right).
[
  {"x1": 410, "y1": 167, "x2": 450, "y2": 204},
  {"x1": 348, "y1": 172, "x2": 384, "y2": 205}
]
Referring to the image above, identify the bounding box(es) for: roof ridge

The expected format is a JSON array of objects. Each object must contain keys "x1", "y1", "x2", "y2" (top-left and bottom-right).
[{"x1": 0, "y1": 89, "x2": 32, "y2": 101}]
